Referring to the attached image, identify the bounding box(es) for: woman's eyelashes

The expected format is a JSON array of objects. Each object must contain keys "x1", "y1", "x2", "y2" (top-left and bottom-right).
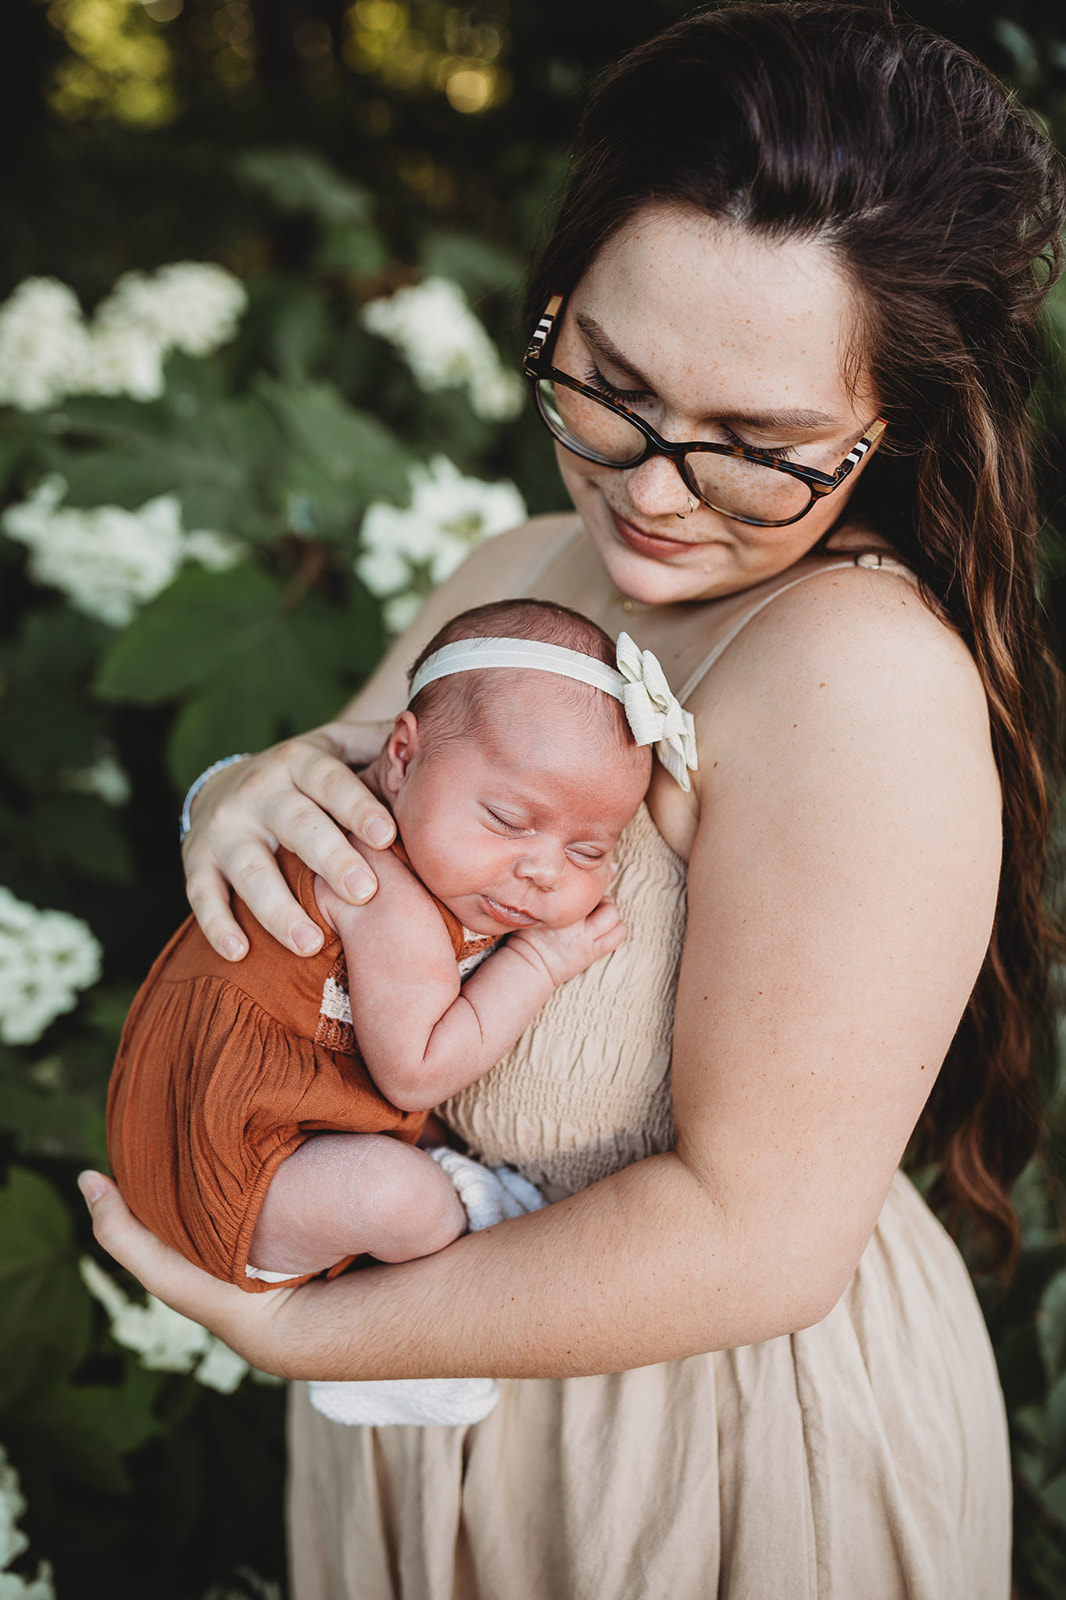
[
  {"x1": 583, "y1": 360, "x2": 651, "y2": 408},
  {"x1": 582, "y1": 360, "x2": 801, "y2": 460}
]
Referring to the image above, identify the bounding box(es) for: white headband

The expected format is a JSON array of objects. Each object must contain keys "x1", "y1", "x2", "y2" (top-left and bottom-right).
[{"x1": 408, "y1": 631, "x2": 699, "y2": 792}]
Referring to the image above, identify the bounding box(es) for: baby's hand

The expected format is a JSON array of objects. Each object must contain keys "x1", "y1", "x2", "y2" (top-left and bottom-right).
[{"x1": 510, "y1": 896, "x2": 627, "y2": 987}]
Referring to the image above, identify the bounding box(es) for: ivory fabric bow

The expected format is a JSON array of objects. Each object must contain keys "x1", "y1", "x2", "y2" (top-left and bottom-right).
[{"x1": 616, "y1": 632, "x2": 699, "y2": 792}]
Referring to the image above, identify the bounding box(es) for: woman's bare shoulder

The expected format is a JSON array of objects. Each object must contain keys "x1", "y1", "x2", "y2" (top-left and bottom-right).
[{"x1": 694, "y1": 560, "x2": 986, "y2": 734}]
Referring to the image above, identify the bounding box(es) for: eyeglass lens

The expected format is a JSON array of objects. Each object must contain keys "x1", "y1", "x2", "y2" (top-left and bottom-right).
[{"x1": 537, "y1": 379, "x2": 813, "y2": 524}]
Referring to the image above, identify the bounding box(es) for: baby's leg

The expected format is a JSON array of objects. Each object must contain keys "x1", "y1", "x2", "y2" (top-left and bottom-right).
[{"x1": 248, "y1": 1133, "x2": 466, "y2": 1277}]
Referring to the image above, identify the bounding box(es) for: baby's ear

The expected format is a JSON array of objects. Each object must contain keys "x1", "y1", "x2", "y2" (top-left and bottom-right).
[{"x1": 383, "y1": 711, "x2": 420, "y2": 795}]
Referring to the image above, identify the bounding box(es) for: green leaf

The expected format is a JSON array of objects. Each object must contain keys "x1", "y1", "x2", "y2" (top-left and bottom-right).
[
  {"x1": 29, "y1": 794, "x2": 134, "y2": 884},
  {"x1": 0, "y1": 1168, "x2": 91, "y2": 1406},
  {"x1": 315, "y1": 221, "x2": 389, "y2": 278},
  {"x1": 419, "y1": 230, "x2": 524, "y2": 295},
  {"x1": 17, "y1": 1360, "x2": 164, "y2": 1495},
  {"x1": 235, "y1": 147, "x2": 374, "y2": 224},
  {"x1": 259, "y1": 376, "x2": 412, "y2": 542},
  {"x1": 0, "y1": 610, "x2": 106, "y2": 783},
  {"x1": 1047, "y1": 1372, "x2": 1066, "y2": 1480},
  {"x1": 95, "y1": 565, "x2": 281, "y2": 704},
  {"x1": 0, "y1": 1075, "x2": 108, "y2": 1164},
  {"x1": 165, "y1": 617, "x2": 348, "y2": 788},
  {"x1": 1038, "y1": 1269, "x2": 1066, "y2": 1383},
  {"x1": 46, "y1": 391, "x2": 281, "y2": 541},
  {"x1": 270, "y1": 283, "x2": 331, "y2": 381}
]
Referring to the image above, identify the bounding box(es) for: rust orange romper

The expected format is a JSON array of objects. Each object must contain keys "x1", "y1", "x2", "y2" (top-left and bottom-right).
[{"x1": 107, "y1": 846, "x2": 497, "y2": 1292}]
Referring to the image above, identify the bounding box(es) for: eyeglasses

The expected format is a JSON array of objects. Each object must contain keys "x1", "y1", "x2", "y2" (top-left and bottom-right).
[{"x1": 522, "y1": 294, "x2": 886, "y2": 529}]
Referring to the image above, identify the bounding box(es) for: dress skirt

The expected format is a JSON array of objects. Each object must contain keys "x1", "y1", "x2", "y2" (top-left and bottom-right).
[{"x1": 285, "y1": 1170, "x2": 1011, "y2": 1600}]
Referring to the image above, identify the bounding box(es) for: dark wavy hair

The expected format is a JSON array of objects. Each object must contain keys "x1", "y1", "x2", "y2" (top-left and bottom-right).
[{"x1": 525, "y1": 0, "x2": 1066, "y2": 1269}]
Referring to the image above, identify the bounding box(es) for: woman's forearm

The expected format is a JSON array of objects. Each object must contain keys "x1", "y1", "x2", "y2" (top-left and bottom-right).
[{"x1": 225, "y1": 1152, "x2": 843, "y2": 1382}]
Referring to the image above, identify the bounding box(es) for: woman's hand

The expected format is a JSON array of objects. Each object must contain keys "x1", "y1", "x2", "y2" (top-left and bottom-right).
[
  {"x1": 78, "y1": 1172, "x2": 300, "y2": 1371},
  {"x1": 182, "y1": 720, "x2": 396, "y2": 961}
]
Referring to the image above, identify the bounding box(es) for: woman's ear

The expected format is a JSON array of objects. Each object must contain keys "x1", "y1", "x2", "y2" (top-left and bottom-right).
[{"x1": 382, "y1": 712, "x2": 420, "y2": 796}]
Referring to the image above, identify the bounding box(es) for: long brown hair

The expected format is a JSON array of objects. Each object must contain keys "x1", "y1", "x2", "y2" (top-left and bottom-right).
[{"x1": 525, "y1": 0, "x2": 1066, "y2": 1269}]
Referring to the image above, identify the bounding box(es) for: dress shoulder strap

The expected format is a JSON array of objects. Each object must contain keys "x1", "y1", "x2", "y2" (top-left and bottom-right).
[
  {"x1": 678, "y1": 551, "x2": 917, "y2": 704},
  {"x1": 524, "y1": 516, "x2": 585, "y2": 596}
]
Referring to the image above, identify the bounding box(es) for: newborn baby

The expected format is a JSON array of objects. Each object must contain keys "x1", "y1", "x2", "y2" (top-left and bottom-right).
[{"x1": 108, "y1": 597, "x2": 695, "y2": 1424}]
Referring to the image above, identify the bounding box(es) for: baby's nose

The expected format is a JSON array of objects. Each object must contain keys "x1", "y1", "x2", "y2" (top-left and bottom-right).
[{"x1": 514, "y1": 848, "x2": 561, "y2": 890}]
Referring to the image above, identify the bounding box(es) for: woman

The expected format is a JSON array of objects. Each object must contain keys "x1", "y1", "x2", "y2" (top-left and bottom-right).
[{"x1": 80, "y1": 4, "x2": 1065, "y2": 1595}]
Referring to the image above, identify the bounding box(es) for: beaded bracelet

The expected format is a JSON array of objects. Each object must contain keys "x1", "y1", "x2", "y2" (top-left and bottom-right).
[{"x1": 178, "y1": 753, "x2": 250, "y2": 843}]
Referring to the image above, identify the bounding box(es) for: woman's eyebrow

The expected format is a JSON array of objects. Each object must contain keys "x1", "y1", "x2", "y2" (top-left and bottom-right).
[
  {"x1": 575, "y1": 312, "x2": 840, "y2": 431},
  {"x1": 575, "y1": 313, "x2": 653, "y2": 387}
]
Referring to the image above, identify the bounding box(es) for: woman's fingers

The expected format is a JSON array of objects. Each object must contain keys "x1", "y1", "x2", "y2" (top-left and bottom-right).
[
  {"x1": 77, "y1": 1173, "x2": 287, "y2": 1362},
  {"x1": 182, "y1": 727, "x2": 398, "y2": 959},
  {"x1": 79, "y1": 1173, "x2": 229, "y2": 1316}
]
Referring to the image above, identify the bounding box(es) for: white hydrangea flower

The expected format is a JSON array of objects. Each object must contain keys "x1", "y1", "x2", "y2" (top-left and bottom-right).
[
  {"x1": 382, "y1": 592, "x2": 425, "y2": 635},
  {"x1": 0, "y1": 264, "x2": 247, "y2": 413},
  {"x1": 361, "y1": 277, "x2": 523, "y2": 422},
  {"x1": 0, "y1": 888, "x2": 102, "y2": 1047},
  {"x1": 94, "y1": 263, "x2": 248, "y2": 360},
  {"x1": 0, "y1": 1449, "x2": 29, "y2": 1572},
  {"x1": 2, "y1": 476, "x2": 244, "y2": 627},
  {"x1": 83, "y1": 319, "x2": 166, "y2": 402},
  {"x1": 0, "y1": 279, "x2": 92, "y2": 413},
  {"x1": 0, "y1": 1446, "x2": 54, "y2": 1599},
  {"x1": 79, "y1": 1258, "x2": 251, "y2": 1393},
  {"x1": 356, "y1": 455, "x2": 526, "y2": 632},
  {"x1": 2, "y1": 478, "x2": 184, "y2": 627},
  {"x1": 181, "y1": 528, "x2": 245, "y2": 572},
  {"x1": 65, "y1": 748, "x2": 131, "y2": 808}
]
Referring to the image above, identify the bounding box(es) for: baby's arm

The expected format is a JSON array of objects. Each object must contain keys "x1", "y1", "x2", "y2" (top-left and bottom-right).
[{"x1": 316, "y1": 851, "x2": 625, "y2": 1111}]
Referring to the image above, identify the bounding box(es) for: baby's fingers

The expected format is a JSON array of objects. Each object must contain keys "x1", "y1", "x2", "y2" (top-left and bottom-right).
[{"x1": 592, "y1": 918, "x2": 628, "y2": 959}]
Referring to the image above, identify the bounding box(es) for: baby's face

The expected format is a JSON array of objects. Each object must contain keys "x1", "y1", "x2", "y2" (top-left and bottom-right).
[{"x1": 386, "y1": 681, "x2": 651, "y2": 937}]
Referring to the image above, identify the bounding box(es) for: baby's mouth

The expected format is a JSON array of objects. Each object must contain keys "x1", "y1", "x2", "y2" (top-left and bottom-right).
[{"x1": 479, "y1": 895, "x2": 538, "y2": 928}]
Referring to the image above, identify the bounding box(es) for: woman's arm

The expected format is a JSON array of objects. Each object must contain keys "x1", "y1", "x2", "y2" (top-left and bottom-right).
[
  {"x1": 87, "y1": 572, "x2": 1001, "y2": 1375},
  {"x1": 182, "y1": 517, "x2": 573, "y2": 960}
]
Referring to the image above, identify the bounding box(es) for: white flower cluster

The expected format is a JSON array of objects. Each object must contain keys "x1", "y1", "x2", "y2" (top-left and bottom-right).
[
  {"x1": 361, "y1": 277, "x2": 524, "y2": 422},
  {"x1": 356, "y1": 455, "x2": 526, "y2": 633},
  {"x1": 79, "y1": 1258, "x2": 252, "y2": 1394},
  {"x1": 65, "y1": 747, "x2": 132, "y2": 808},
  {"x1": 0, "y1": 264, "x2": 247, "y2": 412},
  {"x1": 0, "y1": 888, "x2": 102, "y2": 1047},
  {"x1": 2, "y1": 476, "x2": 243, "y2": 628},
  {"x1": 0, "y1": 1447, "x2": 55, "y2": 1599}
]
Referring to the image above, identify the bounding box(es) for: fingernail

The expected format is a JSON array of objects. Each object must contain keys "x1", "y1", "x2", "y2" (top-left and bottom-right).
[
  {"x1": 365, "y1": 815, "x2": 395, "y2": 848},
  {"x1": 292, "y1": 922, "x2": 323, "y2": 954},
  {"x1": 344, "y1": 867, "x2": 376, "y2": 903},
  {"x1": 77, "y1": 1170, "x2": 108, "y2": 1207},
  {"x1": 221, "y1": 935, "x2": 247, "y2": 961}
]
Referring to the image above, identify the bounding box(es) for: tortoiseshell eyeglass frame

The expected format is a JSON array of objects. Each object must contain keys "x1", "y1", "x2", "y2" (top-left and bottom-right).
[{"x1": 522, "y1": 293, "x2": 887, "y2": 529}]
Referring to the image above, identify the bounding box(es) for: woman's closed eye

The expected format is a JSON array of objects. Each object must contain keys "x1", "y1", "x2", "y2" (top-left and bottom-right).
[
  {"x1": 582, "y1": 363, "x2": 802, "y2": 461},
  {"x1": 582, "y1": 361, "x2": 653, "y2": 410},
  {"x1": 716, "y1": 423, "x2": 799, "y2": 463}
]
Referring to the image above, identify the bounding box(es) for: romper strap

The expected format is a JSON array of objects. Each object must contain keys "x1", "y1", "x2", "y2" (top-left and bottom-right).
[{"x1": 677, "y1": 551, "x2": 918, "y2": 704}]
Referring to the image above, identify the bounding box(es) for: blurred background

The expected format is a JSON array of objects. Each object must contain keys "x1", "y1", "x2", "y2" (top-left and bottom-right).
[{"x1": 1, "y1": 2, "x2": 1066, "y2": 1596}]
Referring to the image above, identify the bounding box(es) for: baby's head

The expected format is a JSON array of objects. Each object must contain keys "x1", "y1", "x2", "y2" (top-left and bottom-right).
[{"x1": 370, "y1": 601, "x2": 653, "y2": 937}]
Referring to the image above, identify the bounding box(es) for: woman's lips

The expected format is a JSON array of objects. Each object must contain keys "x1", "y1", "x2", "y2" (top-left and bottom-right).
[
  {"x1": 608, "y1": 506, "x2": 701, "y2": 558},
  {"x1": 480, "y1": 895, "x2": 538, "y2": 928}
]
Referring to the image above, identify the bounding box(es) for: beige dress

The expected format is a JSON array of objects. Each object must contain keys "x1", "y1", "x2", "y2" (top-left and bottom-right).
[{"x1": 287, "y1": 558, "x2": 1012, "y2": 1600}]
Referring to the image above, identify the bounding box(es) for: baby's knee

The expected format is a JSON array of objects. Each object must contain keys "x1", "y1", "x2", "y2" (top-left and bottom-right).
[{"x1": 363, "y1": 1142, "x2": 466, "y2": 1261}]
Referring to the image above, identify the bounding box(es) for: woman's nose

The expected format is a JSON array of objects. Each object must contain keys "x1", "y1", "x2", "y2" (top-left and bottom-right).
[{"x1": 625, "y1": 453, "x2": 693, "y2": 518}]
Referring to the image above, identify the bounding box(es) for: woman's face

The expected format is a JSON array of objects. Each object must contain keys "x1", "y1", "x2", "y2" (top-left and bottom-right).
[{"x1": 552, "y1": 204, "x2": 882, "y2": 605}]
